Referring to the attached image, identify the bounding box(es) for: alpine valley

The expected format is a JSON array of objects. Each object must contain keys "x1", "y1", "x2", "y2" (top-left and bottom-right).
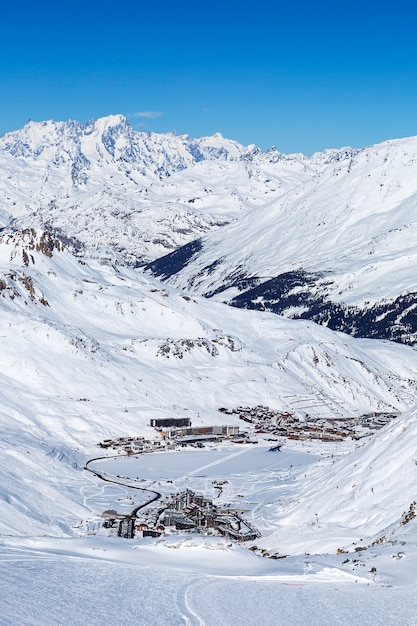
[{"x1": 1, "y1": 115, "x2": 417, "y2": 625}]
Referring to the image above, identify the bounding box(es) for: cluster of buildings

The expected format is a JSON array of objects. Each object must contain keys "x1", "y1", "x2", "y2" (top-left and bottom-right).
[
  {"x1": 101, "y1": 489, "x2": 260, "y2": 543},
  {"x1": 97, "y1": 418, "x2": 241, "y2": 454},
  {"x1": 162, "y1": 489, "x2": 260, "y2": 542},
  {"x1": 98, "y1": 406, "x2": 399, "y2": 458},
  {"x1": 97, "y1": 436, "x2": 165, "y2": 454},
  {"x1": 102, "y1": 510, "x2": 165, "y2": 539},
  {"x1": 96, "y1": 406, "x2": 400, "y2": 548},
  {"x1": 219, "y1": 405, "x2": 399, "y2": 441}
]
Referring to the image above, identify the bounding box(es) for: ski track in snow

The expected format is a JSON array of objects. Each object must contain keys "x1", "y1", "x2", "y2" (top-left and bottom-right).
[
  {"x1": 177, "y1": 445, "x2": 252, "y2": 480},
  {"x1": 173, "y1": 579, "x2": 207, "y2": 626}
]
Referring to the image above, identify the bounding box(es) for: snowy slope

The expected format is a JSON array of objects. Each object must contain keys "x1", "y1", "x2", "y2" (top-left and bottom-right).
[
  {"x1": 257, "y1": 404, "x2": 417, "y2": 557},
  {"x1": 1, "y1": 228, "x2": 417, "y2": 538},
  {"x1": 3, "y1": 115, "x2": 417, "y2": 345},
  {"x1": 147, "y1": 136, "x2": 417, "y2": 343},
  {"x1": 3, "y1": 119, "x2": 417, "y2": 621}
]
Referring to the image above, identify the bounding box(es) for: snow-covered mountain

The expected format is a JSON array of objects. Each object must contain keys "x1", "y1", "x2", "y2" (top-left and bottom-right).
[
  {"x1": 0, "y1": 115, "x2": 314, "y2": 265},
  {"x1": 145, "y1": 136, "x2": 417, "y2": 344},
  {"x1": 3, "y1": 115, "x2": 417, "y2": 345},
  {"x1": 1, "y1": 227, "x2": 417, "y2": 537},
  {"x1": 2, "y1": 117, "x2": 417, "y2": 620}
]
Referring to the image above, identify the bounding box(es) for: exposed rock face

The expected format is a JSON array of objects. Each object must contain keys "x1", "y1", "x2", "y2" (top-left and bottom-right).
[{"x1": 0, "y1": 229, "x2": 64, "y2": 261}]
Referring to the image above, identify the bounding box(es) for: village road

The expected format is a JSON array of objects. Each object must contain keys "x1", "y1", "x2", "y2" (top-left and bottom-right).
[{"x1": 84, "y1": 455, "x2": 161, "y2": 518}]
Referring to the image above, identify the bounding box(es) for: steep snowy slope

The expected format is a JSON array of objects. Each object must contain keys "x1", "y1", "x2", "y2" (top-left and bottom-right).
[
  {"x1": 258, "y1": 404, "x2": 417, "y2": 556},
  {"x1": 147, "y1": 136, "x2": 417, "y2": 344},
  {"x1": 1, "y1": 228, "x2": 417, "y2": 536},
  {"x1": 0, "y1": 116, "x2": 314, "y2": 264}
]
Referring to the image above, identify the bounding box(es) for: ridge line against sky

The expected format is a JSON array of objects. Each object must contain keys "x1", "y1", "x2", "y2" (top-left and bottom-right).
[{"x1": 1, "y1": 0, "x2": 417, "y2": 154}]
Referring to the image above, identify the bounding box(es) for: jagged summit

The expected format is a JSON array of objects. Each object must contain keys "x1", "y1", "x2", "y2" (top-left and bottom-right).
[
  {"x1": 0, "y1": 114, "x2": 248, "y2": 169},
  {"x1": 0, "y1": 115, "x2": 313, "y2": 265}
]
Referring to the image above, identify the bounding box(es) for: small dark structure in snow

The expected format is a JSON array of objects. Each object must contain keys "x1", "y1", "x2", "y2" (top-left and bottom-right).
[
  {"x1": 268, "y1": 445, "x2": 282, "y2": 452},
  {"x1": 142, "y1": 529, "x2": 162, "y2": 538},
  {"x1": 118, "y1": 518, "x2": 135, "y2": 539},
  {"x1": 150, "y1": 417, "x2": 191, "y2": 428}
]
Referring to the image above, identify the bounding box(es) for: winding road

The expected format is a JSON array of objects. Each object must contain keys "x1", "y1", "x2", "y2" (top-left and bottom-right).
[{"x1": 84, "y1": 454, "x2": 162, "y2": 519}]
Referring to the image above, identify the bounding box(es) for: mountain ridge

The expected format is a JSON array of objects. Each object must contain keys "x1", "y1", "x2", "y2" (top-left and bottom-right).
[
  {"x1": 144, "y1": 134, "x2": 417, "y2": 344},
  {"x1": 2, "y1": 115, "x2": 417, "y2": 344},
  {"x1": 0, "y1": 115, "x2": 319, "y2": 265}
]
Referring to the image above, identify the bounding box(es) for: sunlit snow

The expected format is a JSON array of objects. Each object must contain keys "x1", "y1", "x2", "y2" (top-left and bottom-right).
[{"x1": 1, "y1": 118, "x2": 417, "y2": 625}]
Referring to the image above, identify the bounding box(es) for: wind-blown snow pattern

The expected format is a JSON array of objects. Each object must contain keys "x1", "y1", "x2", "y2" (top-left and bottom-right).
[{"x1": 2, "y1": 118, "x2": 417, "y2": 624}]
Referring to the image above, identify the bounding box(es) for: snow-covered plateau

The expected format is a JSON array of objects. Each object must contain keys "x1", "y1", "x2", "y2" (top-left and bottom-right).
[{"x1": 1, "y1": 117, "x2": 417, "y2": 624}]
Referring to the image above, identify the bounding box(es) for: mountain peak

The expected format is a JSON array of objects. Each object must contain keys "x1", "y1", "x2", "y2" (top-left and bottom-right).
[{"x1": 84, "y1": 113, "x2": 131, "y2": 133}]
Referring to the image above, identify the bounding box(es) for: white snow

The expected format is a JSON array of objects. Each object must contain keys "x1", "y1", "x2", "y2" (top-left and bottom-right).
[
  {"x1": 158, "y1": 136, "x2": 417, "y2": 310},
  {"x1": 1, "y1": 119, "x2": 417, "y2": 624}
]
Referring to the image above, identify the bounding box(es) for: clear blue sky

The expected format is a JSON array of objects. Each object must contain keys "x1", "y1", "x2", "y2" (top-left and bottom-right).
[{"x1": 1, "y1": 0, "x2": 417, "y2": 154}]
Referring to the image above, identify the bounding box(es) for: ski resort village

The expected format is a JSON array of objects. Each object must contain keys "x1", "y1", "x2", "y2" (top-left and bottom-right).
[
  {"x1": 2, "y1": 116, "x2": 417, "y2": 624},
  {"x1": 82, "y1": 406, "x2": 402, "y2": 548}
]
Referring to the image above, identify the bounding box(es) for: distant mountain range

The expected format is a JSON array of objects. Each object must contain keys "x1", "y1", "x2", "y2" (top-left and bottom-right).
[
  {"x1": 1, "y1": 115, "x2": 416, "y2": 344},
  {"x1": 0, "y1": 114, "x2": 315, "y2": 265}
]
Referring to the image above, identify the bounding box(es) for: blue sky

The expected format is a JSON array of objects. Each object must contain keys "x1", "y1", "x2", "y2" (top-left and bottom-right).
[{"x1": 1, "y1": 1, "x2": 417, "y2": 153}]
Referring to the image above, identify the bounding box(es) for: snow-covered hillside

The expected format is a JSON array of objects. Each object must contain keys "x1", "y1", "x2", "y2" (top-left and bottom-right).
[
  {"x1": 1, "y1": 227, "x2": 417, "y2": 538},
  {"x1": 3, "y1": 118, "x2": 417, "y2": 622},
  {"x1": 267, "y1": 404, "x2": 417, "y2": 555},
  {"x1": 2, "y1": 115, "x2": 417, "y2": 343},
  {"x1": 146, "y1": 136, "x2": 417, "y2": 344},
  {"x1": 4, "y1": 114, "x2": 417, "y2": 343}
]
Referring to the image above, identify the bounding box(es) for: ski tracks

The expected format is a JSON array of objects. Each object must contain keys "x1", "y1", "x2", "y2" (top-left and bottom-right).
[
  {"x1": 174, "y1": 578, "x2": 207, "y2": 626},
  {"x1": 178, "y1": 446, "x2": 251, "y2": 481}
]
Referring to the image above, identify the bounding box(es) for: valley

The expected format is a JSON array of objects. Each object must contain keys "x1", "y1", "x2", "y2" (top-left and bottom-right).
[{"x1": 1, "y1": 116, "x2": 417, "y2": 624}]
